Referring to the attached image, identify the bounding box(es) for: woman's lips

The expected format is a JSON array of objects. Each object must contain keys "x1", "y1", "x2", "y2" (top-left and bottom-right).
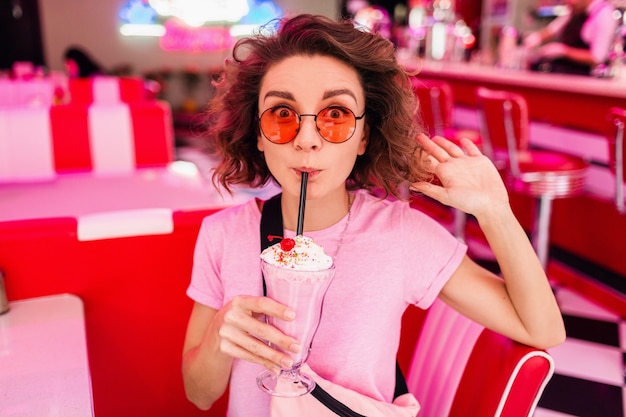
[{"x1": 296, "y1": 168, "x2": 320, "y2": 179}]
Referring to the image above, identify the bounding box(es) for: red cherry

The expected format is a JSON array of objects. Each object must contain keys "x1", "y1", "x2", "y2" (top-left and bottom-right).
[{"x1": 280, "y1": 238, "x2": 295, "y2": 252}]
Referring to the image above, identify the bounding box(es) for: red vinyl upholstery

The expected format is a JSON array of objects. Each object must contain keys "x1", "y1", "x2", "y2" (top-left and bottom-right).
[
  {"x1": 606, "y1": 107, "x2": 626, "y2": 214},
  {"x1": 406, "y1": 298, "x2": 554, "y2": 417},
  {"x1": 49, "y1": 104, "x2": 92, "y2": 171},
  {"x1": 128, "y1": 100, "x2": 174, "y2": 167},
  {"x1": 449, "y1": 329, "x2": 554, "y2": 417}
]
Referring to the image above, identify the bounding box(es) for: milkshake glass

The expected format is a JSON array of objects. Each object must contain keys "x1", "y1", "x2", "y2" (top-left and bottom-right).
[{"x1": 256, "y1": 242, "x2": 334, "y2": 397}]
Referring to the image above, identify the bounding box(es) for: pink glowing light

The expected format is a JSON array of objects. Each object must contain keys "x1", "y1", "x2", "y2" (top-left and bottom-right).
[{"x1": 159, "y1": 19, "x2": 235, "y2": 51}]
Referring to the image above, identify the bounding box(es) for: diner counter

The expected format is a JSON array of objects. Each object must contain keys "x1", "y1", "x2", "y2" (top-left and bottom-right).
[
  {"x1": 400, "y1": 58, "x2": 626, "y2": 134},
  {"x1": 402, "y1": 59, "x2": 626, "y2": 99},
  {"x1": 0, "y1": 294, "x2": 93, "y2": 417}
]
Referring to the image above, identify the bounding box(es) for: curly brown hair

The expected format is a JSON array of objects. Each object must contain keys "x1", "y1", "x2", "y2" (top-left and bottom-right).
[{"x1": 204, "y1": 14, "x2": 429, "y2": 199}]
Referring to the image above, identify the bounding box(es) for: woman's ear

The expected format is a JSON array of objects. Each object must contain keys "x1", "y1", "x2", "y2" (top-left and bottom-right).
[
  {"x1": 257, "y1": 133, "x2": 265, "y2": 152},
  {"x1": 357, "y1": 123, "x2": 369, "y2": 156}
]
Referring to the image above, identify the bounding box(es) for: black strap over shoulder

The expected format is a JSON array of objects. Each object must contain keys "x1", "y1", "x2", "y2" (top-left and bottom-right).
[
  {"x1": 258, "y1": 192, "x2": 409, "y2": 403},
  {"x1": 260, "y1": 193, "x2": 283, "y2": 253},
  {"x1": 393, "y1": 362, "x2": 409, "y2": 399},
  {"x1": 260, "y1": 193, "x2": 282, "y2": 297}
]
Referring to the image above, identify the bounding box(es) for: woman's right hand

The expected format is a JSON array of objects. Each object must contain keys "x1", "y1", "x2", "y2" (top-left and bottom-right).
[
  {"x1": 215, "y1": 295, "x2": 302, "y2": 374},
  {"x1": 183, "y1": 297, "x2": 302, "y2": 409}
]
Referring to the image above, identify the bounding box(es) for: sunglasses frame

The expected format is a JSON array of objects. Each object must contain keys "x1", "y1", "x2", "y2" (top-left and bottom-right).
[{"x1": 258, "y1": 105, "x2": 366, "y2": 144}]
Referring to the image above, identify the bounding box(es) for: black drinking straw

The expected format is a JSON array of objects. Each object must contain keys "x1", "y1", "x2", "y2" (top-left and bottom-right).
[{"x1": 296, "y1": 172, "x2": 308, "y2": 235}]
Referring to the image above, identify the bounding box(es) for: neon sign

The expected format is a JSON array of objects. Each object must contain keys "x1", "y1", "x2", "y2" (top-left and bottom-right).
[
  {"x1": 160, "y1": 20, "x2": 235, "y2": 51},
  {"x1": 119, "y1": 0, "x2": 283, "y2": 52},
  {"x1": 148, "y1": 0, "x2": 250, "y2": 27}
]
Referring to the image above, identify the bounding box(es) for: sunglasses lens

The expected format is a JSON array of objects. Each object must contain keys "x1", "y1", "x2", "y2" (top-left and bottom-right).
[
  {"x1": 259, "y1": 106, "x2": 358, "y2": 144},
  {"x1": 317, "y1": 107, "x2": 356, "y2": 143},
  {"x1": 260, "y1": 107, "x2": 299, "y2": 144}
]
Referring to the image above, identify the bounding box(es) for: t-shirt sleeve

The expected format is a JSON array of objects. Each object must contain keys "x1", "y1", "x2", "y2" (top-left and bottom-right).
[
  {"x1": 186, "y1": 215, "x2": 226, "y2": 310},
  {"x1": 587, "y1": 6, "x2": 618, "y2": 63},
  {"x1": 402, "y1": 205, "x2": 467, "y2": 309}
]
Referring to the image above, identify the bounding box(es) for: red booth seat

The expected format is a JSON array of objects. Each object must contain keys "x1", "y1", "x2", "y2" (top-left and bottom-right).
[
  {"x1": 407, "y1": 298, "x2": 554, "y2": 417},
  {"x1": 0, "y1": 210, "x2": 221, "y2": 417}
]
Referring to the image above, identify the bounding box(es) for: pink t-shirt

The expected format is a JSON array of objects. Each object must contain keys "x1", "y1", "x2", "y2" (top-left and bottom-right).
[{"x1": 187, "y1": 190, "x2": 467, "y2": 417}]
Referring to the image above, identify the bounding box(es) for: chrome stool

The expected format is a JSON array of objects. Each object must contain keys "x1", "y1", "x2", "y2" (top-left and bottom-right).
[
  {"x1": 476, "y1": 87, "x2": 589, "y2": 269},
  {"x1": 607, "y1": 107, "x2": 626, "y2": 214}
]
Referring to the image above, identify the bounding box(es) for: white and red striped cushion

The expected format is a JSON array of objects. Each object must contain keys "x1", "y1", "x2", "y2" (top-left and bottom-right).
[
  {"x1": 407, "y1": 299, "x2": 483, "y2": 417},
  {"x1": 0, "y1": 107, "x2": 56, "y2": 182},
  {"x1": 77, "y1": 208, "x2": 175, "y2": 241},
  {"x1": 0, "y1": 76, "x2": 174, "y2": 182},
  {"x1": 68, "y1": 76, "x2": 147, "y2": 104},
  {"x1": 406, "y1": 298, "x2": 554, "y2": 417}
]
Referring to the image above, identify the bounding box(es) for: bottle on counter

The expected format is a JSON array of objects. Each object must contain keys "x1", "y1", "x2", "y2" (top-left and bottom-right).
[
  {"x1": 0, "y1": 271, "x2": 9, "y2": 315},
  {"x1": 498, "y1": 26, "x2": 519, "y2": 70},
  {"x1": 608, "y1": 25, "x2": 625, "y2": 79}
]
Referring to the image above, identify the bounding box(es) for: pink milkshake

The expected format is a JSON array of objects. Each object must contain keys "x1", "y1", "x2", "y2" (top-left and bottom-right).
[{"x1": 257, "y1": 235, "x2": 334, "y2": 397}]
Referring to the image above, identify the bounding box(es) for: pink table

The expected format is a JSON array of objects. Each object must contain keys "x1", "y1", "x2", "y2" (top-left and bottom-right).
[
  {"x1": 0, "y1": 294, "x2": 93, "y2": 417},
  {"x1": 0, "y1": 163, "x2": 279, "y2": 240}
]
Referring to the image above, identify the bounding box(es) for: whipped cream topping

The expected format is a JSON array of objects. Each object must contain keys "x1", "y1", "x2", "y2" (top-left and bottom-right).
[{"x1": 260, "y1": 235, "x2": 333, "y2": 271}]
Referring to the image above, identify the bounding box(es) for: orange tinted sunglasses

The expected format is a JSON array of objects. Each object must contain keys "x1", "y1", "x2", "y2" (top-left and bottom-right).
[{"x1": 259, "y1": 105, "x2": 365, "y2": 144}]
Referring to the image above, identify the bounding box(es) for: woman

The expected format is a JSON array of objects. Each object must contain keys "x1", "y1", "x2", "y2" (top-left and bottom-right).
[
  {"x1": 182, "y1": 14, "x2": 565, "y2": 416},
  {"x1": 63, "y1": 46, "x2": 104, "y2": 78},
  {"x1": 524, "y1": 0, "x2": 617, "y2": 75}
]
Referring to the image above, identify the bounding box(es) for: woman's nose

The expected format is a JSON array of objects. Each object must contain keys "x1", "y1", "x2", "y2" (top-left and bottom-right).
[{"x1": 293, "y1": 115, "x2": 322, "y2": 151}]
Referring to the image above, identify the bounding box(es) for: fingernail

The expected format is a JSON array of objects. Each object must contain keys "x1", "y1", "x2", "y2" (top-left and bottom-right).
[
  {"x1": 289, "y1": 343, "x2": 301, "y2": 353},
  {"x1": 285, "y1": 309, "x2": 296, "y2": 320},
  {"x1": 281, "y1": 358, "x2": 293, "y2": 368}
]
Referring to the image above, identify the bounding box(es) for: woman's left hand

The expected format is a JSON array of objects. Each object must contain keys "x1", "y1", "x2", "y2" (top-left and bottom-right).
[{"x1": 410, "y1": 134, "x2": 509, "y2": 219}]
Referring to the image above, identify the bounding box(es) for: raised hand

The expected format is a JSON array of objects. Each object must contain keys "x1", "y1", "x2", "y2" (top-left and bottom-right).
[{"x1": 410, "y1": 134, "x2": 510, "y2": 220}]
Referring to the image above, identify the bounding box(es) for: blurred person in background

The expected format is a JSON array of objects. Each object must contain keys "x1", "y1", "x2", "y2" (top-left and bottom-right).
[
  {"x1": 63, "y1": 46, "x2": 104, "y2": 78},
  {"x1": 524, "y1": 0, "x2": 618, "y2": 75}
]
